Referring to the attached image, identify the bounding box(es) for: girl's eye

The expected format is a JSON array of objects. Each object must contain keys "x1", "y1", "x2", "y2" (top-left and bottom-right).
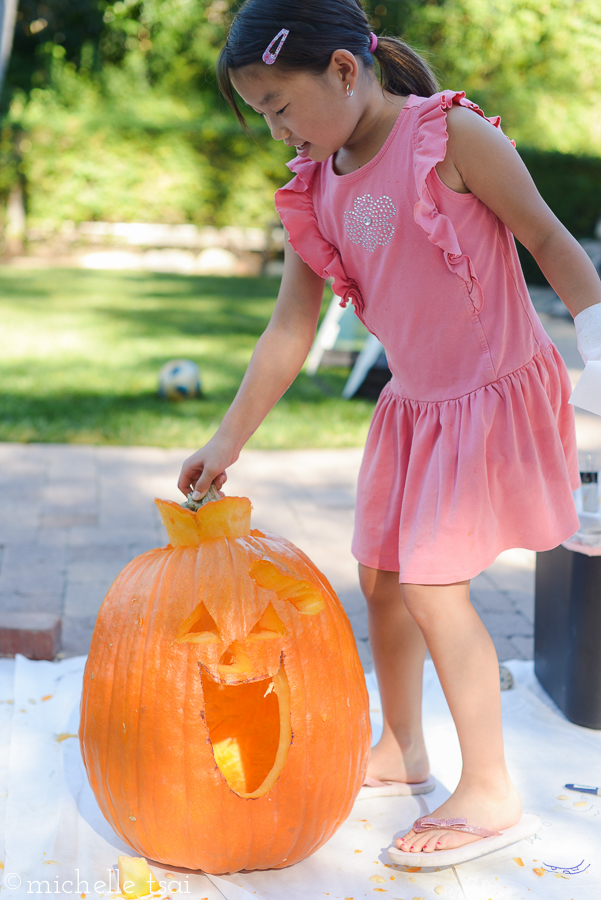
[{"x1": 255, "y1": 105, "x2": 287, "y2": 118}]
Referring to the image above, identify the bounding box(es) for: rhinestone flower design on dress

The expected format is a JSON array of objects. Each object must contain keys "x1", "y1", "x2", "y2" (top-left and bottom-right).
[{"x1": 344, "y1": 194, "x2": 396, "y2": 252}]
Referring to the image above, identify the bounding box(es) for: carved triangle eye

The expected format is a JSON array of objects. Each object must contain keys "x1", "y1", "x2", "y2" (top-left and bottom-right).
[
  {"x1": 249, "y1": 559, "x2": 325, "y2": 615},
  {"x1": 248, "y1": 603, "x2": 287, "y2": 639},
  {"x1": 176, "y1": 602, "x2": 221, "y2": 644}
]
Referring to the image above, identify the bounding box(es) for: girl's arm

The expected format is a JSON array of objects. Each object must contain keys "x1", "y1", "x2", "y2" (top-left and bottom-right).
[
  {"x1": 437, "y1": 105, "x2": 601, "y2": 318},
  {"x1": 178, "y1": 237, "x2": 325, "y2": 497}
]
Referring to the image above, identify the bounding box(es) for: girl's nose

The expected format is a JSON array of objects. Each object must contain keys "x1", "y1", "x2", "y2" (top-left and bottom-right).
[{"x1": 268, "y1": 118, "x2": 290, "y2": 142}]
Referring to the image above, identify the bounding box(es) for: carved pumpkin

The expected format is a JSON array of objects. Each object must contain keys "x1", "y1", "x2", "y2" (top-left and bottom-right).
[{"x1": 79, "y1": 494, "x2": 370, "y2": 874}]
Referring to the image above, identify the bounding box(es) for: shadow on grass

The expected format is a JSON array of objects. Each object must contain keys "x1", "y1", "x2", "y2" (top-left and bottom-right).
[
  {"x1": 0, "y1": 370, "x2": 373, "y2": 444},
  {"x1": 0, "y1": 369, "x2": 359, "y2": 414},
  {"x1": 0, "y1": 268, "x2": 374, "y2": 447},
  {"x1": 0, "y1": 269, "x2": 281, "y2": 304},
  {"x1": 0, "y1": 268, "x2": 282, "y2": 338},
  {"x1": 97, "y1": 301, "x2": 271, "y2": 339}
]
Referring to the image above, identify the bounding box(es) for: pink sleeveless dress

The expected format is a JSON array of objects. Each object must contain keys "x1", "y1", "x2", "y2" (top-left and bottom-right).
[{"x1": 275, "y1": 91, "x2": 580, "y2": 584}]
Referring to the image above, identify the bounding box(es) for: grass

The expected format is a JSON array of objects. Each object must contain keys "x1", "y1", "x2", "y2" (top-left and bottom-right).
[{"x1": 0, "y1": 268, "x2": 376, "y2": 448}]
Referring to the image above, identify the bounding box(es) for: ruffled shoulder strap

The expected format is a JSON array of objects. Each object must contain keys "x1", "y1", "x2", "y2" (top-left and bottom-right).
[
  {"x1": 412, "y1": 90, "x2": 515, "y2": 314},
  {"x1": 274, "y1": 157, "x2": 365, "y2": 320},
  {"x1": 284, "y1": 155, "x2": 321, "y2": 189}
]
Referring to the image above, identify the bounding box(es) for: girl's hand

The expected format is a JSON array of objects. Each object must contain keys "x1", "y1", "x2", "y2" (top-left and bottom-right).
[{"x1": 177, "y1": 437, "x2": 238, "y2": 499}]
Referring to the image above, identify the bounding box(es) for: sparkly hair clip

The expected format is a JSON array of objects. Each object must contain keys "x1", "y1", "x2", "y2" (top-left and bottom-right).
[{"x1": 262, "y1": 28, "x2": 290, "y2": 65}]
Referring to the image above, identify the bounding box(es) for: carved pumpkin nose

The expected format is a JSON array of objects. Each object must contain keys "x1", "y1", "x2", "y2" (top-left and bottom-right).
[
  {"x1": 214, "y1": 601, "x2": 287, "y2": 676},
  {"x1": 219, "y1": 645, "x2": 241, "y2": 667}
]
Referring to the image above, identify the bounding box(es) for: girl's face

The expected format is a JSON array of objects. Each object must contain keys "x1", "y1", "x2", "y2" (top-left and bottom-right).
[{"x1": 231, "y1": 57, "x2": 362, "y2": 162}]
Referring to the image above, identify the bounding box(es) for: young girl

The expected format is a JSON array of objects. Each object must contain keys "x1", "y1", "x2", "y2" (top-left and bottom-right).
[{"x1": 178, "y1": 0, "x2": 601, "y2": 863}]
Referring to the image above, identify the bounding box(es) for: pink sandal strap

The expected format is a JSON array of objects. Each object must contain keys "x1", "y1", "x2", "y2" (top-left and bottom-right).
[{"x1": 413, "y1": 816, "x2": 501, "y2": 838}]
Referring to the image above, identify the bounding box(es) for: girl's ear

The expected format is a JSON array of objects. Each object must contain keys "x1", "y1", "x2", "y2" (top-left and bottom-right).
[{"x1": 329, "y1": 49, "x2": 359, "y2": 95}]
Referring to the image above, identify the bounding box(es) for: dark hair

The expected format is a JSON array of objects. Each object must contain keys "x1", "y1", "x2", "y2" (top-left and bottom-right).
[{"x1": 217, "y1": 0, "x2": 438, "y2": 127}]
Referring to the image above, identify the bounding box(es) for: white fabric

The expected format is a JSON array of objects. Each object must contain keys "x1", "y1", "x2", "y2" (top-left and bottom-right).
[
  {"x1": 0, "y1": 656, "x2": 600, "y2": 899},
  {"x1": 570, "y1": 304, "x2": 601, "y2": 416},
  {"x1": 0, "y1": 661, "x2": 13, "y2": 869},
  {"x1": 569, "y1": 360, "x2": 601, "y2": 416},
  {"x1": 574, "y1": 303, "x2": 601, "y2": 364}
]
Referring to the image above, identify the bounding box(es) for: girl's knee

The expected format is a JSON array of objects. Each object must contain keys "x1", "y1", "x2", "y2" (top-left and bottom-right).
[
  {"x1": 400, "y1": 589, "x2": 430, "y2": 628},
  {"x1": 401, "y1": 581, "x2": 471, "y2": 625},
  {"x1": 359, "y1": 564, "x2": 402, "y2": 608}
]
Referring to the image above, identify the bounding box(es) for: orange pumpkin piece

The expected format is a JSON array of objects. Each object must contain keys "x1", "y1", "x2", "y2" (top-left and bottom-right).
[
  {"x1": 80, "y1": 495, "x2": 370, "y2": 874},
  {"x1": 117, "y1": 856, "x2": 160, "y2": 898}
]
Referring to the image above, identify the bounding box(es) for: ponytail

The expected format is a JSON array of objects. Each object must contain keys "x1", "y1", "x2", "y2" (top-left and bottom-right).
[
  {"x1": 373, "y1": 36, "x2": 438, "y2": 98},
  {"x1": 217, "y1": 0, "x2": 438, "y2": 126}
]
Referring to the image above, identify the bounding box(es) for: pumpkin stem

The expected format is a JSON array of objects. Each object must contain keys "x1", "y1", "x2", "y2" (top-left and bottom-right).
[{"x1": 183, "y1": 486, "x2": 222, "y2": 512}]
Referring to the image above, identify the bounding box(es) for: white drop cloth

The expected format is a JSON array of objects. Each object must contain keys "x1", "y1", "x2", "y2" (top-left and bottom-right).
[{"x1": 0, "y1": 655, "x2": 599, "y2": 900}]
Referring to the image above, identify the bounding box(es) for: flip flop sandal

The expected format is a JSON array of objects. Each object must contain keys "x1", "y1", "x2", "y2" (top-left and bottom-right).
[
  {"x1": 357, "y1": 775, "x2": 436, "y2": 799},
  {"x1": 388, "y1": 812, "x2": 542, "y2": 867}
]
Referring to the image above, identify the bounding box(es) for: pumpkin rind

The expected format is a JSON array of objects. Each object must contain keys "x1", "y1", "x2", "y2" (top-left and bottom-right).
[{"x1": 79, "y1": 498, "x2": 370, "y2": 874}]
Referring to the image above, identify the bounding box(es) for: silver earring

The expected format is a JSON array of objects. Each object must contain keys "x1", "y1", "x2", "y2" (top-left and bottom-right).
[{"x1": 346, "y1": 84, "x2": 354, "y2": 97}]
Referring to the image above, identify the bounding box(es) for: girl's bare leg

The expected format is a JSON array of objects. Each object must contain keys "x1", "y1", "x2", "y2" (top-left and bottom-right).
[
  {"x1": 396, "y1": 581, "x2": 521, "y2": 853},
  {"x1": 359, "y1": 564, "x2": 429, "y2": 784}
]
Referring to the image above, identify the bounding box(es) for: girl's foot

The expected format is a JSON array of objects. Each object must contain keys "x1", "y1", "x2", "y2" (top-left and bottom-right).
[
  {"x1": 396, "y1": 780, "x2": 522, "y2": 852},
  {"x1": 366, "y1": 735, "x2": 430, "y2": 786}
]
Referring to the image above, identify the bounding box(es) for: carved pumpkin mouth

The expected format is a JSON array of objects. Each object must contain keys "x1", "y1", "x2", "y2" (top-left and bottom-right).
[{"x1": 199, "y1": 662, "x2": 291, "y2": 799}]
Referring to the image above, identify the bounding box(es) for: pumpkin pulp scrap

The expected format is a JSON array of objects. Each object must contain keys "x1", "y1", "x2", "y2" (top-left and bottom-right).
[{"x1": 117, "y1": 856, "x2": 160, "y2": 898}]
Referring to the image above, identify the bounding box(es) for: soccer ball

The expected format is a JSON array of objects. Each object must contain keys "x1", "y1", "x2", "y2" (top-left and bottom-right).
[{"x1": 159, "y1": 359, "x2": 202, "y2": 401}]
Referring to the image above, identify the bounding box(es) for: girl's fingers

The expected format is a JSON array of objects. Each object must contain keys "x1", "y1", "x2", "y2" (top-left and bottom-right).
[
  {"x1": 192, "y1": 468, "x2": 227, "y2": 499},
  {"x1": 177, "y1": 462, "x2": 202, "y2": 496},
  {"x1": 178, "y1": 450, "x2": 212, "y2": 496},
  {"x1": 213, "y1": 472, "x2": 228, "y2": 490},
  {"x1": 178, "y1": 445, "x2": 231, "y2": 497}
]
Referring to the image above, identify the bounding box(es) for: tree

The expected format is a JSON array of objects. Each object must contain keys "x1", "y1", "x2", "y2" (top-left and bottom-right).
[
  {"x1": 369, "y1": 0, "x2": 601, "y2": 154},
  {"x1": 0, "y1": 0, "x2": 599, "y2": 233},
  {"x1": 1, "y1": 0, "x2": 289, "y2": 229}
]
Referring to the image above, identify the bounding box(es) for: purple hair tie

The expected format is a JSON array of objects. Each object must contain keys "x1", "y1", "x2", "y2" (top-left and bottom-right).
[
  {"x1": 369, "y1": 32, "x2": 378, "y2": 53},
  {"x1": 262, "y1": 28, "x2": 290, "y2": 65}
]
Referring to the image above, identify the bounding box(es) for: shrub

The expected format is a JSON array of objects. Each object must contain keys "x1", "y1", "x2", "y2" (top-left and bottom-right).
[{"x1": 517, "y1": 148, "x2": 601, "y2": 284}]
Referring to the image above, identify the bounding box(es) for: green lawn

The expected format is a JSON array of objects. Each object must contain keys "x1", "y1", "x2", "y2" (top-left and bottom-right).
[{"x1": 0, "y1": 268, "x2": 375, "y2": 448}]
